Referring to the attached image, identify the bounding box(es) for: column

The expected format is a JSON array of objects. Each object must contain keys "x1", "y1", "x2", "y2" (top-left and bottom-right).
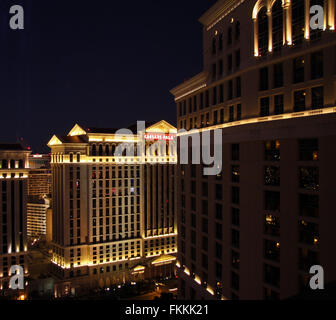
[
  {"x1": 305, "y1": 0, "x2": 310, "y2": 39},
  {"x1": 267, "y1": 9, "x2": 273, "y2": 52},
  {"x1": 327, "y1": 0, "x2": 334, "y2": 30},
  {"x1": 284, "y1": 1, "x2": 292, "y2": 44},
  {"x1": 253, "y1": 18, "x2": 259, "y2": 56}
]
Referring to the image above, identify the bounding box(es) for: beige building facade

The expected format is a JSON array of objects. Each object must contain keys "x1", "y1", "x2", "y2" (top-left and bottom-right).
[{"x1": 48, "y1": 121, "x2": 178, "y2": 296}]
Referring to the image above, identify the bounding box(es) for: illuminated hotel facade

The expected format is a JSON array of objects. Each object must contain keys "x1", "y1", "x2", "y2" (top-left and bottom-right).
[
  {"x1": 27, "y1": 154, "x2": 52, "y2": 239},
  {"x1": 0, "y1": 144, "x2": 30, "y2": 292},
  {"x1": 48, "y1": 121, "x2": 177, "y2": 295},
  {"x1": 171, "y1": 0, "x2": 336, "y2": 299}
]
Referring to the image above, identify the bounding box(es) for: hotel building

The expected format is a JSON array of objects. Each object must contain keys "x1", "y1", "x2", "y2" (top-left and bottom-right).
[
  {"x1": 27, "y1": 154, "x2": 52, "y2": 240},
  {"x1": 0, "y1": 144, "x2": 30, "y2": 292},
  {"x1": 47, "y1": 121, "x2": 177, "y2": 296},
  {"x1": 171, "y1": 0, "x2": 336, "y2": 299}
]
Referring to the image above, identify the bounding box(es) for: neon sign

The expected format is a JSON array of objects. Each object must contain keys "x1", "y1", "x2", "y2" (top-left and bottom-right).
[{"x1": 144, "y1": 134, "x2": 176, "y2": 141}]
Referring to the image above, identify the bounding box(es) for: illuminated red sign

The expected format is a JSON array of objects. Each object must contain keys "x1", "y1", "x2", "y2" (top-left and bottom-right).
[{"x1": 144, "y1": 134, "x2": 176, "y2": 141}]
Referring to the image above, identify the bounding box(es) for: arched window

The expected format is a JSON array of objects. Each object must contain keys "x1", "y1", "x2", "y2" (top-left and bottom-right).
[
  {"x1": 105, "y1": 145, "x2": 110, "y2": 156},
  {"x1": 10, "y1": 160, "x2": 15, "y2": 169},
  {"x1": 92, "y1": 144, "x2": 97, "y2": 156},
  {"x1": 292, "y1": 0, "x2": 305, "y2": 45},
  {"x1": 69, "y1": 153, "x2": 73, "y2": 163},
  {"x1": 98, "y1": 145, "x2": 103, "y2": 156},
  {"x1": 2, "y1": 159, "x2": 8, "y2": 169},
  {"x1": 111, "y1": 144, "x2": 116, "y2": 156},
  {"x1": 272, "y1": 0, "x2": 283, "y2": 52},
  {"x1": 19, "y1": 160, "x2": 24, "y2": 169},
  {"x1": 77, "y1": 153, "x2": 80, "y2": 163},
  {"x1": 258, "y1": 7, "x2": 269, "y2": 56}
]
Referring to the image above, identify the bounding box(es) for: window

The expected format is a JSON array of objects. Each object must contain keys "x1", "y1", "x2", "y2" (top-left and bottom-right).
[
  {"x1": 260, "y1": 97, "x2": 270, "y2": 117},
  {"x1": 235, "y1": 21, "x2": 240, "y2": 40},
  {"x1": 265, "y1": 191, "x2": 280, "y2": 212},
  {"x1": 237, "y1": 104, "x2": 242, "y2": 120},
  {"x1": 219, "y1": 60, "x2": 223, "y2": 76},
  {"x1": 272, "y1": 0, "x2": 283, "y2": 52},
  {"x1": 212, "y1": 63, "x2": 217, "y2": 80},
  {"x1": 216, "y1": 204, "x2": 223, "y2": 220},
  {"x1": 231, "y1": 272, "x2": 240, "y2": 291},
  {"x1": 292, "y1": 0, "x2": 305, "y2": 45},
  {"x1": 232, "y1": 250, "x2": 240, "y2": 270},
  {"x1": 231, "y1": 144, "x2": 240, "y2": 161},
  {"x1": 274, "y1": 94, "x2": 284, "y2": 115},
  {"x1": 311, "y1": 86, "x2": 324, "y2": 109},
  {"x1": 311, "y1": 51, "x2": 323, "y2": 79},
  {"x1": 219, "y1": 84, "x2": 224, "y2": 103},
  {"x1": 258, "y1": 7, "x2": 269, "y2": 56},
  {"x1": 299, "y1": 139, "x2": 318, "y2": 161},
  {"x1": 220, "y1": 108, "x2": 224, "y2": 123},
  {"x1": 231, "y1": 208, "x2": 240, "y2": 226},
  {"x1": 213, "y1": 110, "x2": 218, "y2": 125},
  {"x1": 299, "y1": 220, "x2": 319, "y2": 246},
  {"x1": 236, "y1": 77, "x2": 241, "y2": 97},
  {"x1": 232, "y1": 165, "x2": 240, "y2": 183},
  {"x1": 264, "y1": 166, "x2": 280, "y2": 186},
  {"x1": 299, "y1": 194, "x2": 319, "y2": 218},
  {"x1": 215, "y1": 184, "x2": 222, "y2": 200},
  {"x1": 216, "y1": 223, "x2": 223, "y2": 240},
  {"x1": 265, "y1": 214, "x2": 280, "y2": 236},
  {"x1": 229, "y1": 106, "x2": 234, "y2": 122},
  {"x1": 205, "y1": 91, "x2": 209, "y2": 108},
  {"x1": 212, "y1": 37, "x2": 216, "y2": 55},
  {"x1": 200, "y1": 93, "x2": 204, "y2": 109},
  {"x1": 293, "y1": 56, "x2": 305, "y2": 83},
  {"x1": 264, "y1": 287, "x2": 279, "y2": 300},
  {"x1": 235, "y1": 50, "x2": 241, "y2": 68},
  {"x1": 299, "y1": 248, "x2": 319, "y2": 272},
  {"x1": 259, "y1": 67, "x2": 268, "y2": 91},
  {"x1": 299, "y1": 167, "x2": 319, "y2": 191},
  {"x1": 228, "y1": 80, "x2": 233, "y2": 100},
  {"x1": 264, "y1": 264, "x2": 280, "y2": 288},
  {"x1": 232, "y1": 187, "x2": 240, "y2": 205},
  {"x1": 273, "y1": 63, "x2": 283, "y2": 88},
  {"x1": 216, "y1": 242, "x2": 222, "y2": 259},
  {"x1": 232, "y1": 229, "x2": 240, "y2": 248},
  {"x1": 294, "y1": 90, "x2": 306, "y2": 112},
  {"x1": 219, "y1": 33, "x2": 223, "y2": 51},
  {"x1": 213, "y1": 87, "x2": 217, "y2": 105},
  {"x1": 227, "y1": 27, "x2": 232, "y2": 45},
  {"x1": 227, "y1": 54, "x2": 233, "y2": 73},
  {"x1": 264, "y1": 240, "x2": 280, "y2": 262}
]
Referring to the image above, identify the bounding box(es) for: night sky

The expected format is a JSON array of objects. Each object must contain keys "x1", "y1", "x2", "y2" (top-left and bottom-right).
[{"x1": 0, "y1": 0, "x2": 217, "y2": 153}]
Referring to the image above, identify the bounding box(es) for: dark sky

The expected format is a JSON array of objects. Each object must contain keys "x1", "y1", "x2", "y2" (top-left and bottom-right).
[{"x1": 0, "y1": 0, "x2": 217, "y2": 153}]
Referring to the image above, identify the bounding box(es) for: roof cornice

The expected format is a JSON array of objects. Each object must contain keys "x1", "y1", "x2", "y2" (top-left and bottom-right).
[
  {"x1": 170, "y1": 71, "x2": 208, "y2": 101},
  {"x1": 199, "y1": 0, "x2": 246, "y2": 31}
]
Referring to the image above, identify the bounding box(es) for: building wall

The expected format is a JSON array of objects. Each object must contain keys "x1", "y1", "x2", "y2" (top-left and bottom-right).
[
  {"x1": 171, "y1": 0, "x2": 336, "y2": 300},
  {"x1": 48, "y1": 122, "x2": 178, "y2": 294},
  {"x1": 0, "y1": 149, "x2": 30, "y2": 291}
]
